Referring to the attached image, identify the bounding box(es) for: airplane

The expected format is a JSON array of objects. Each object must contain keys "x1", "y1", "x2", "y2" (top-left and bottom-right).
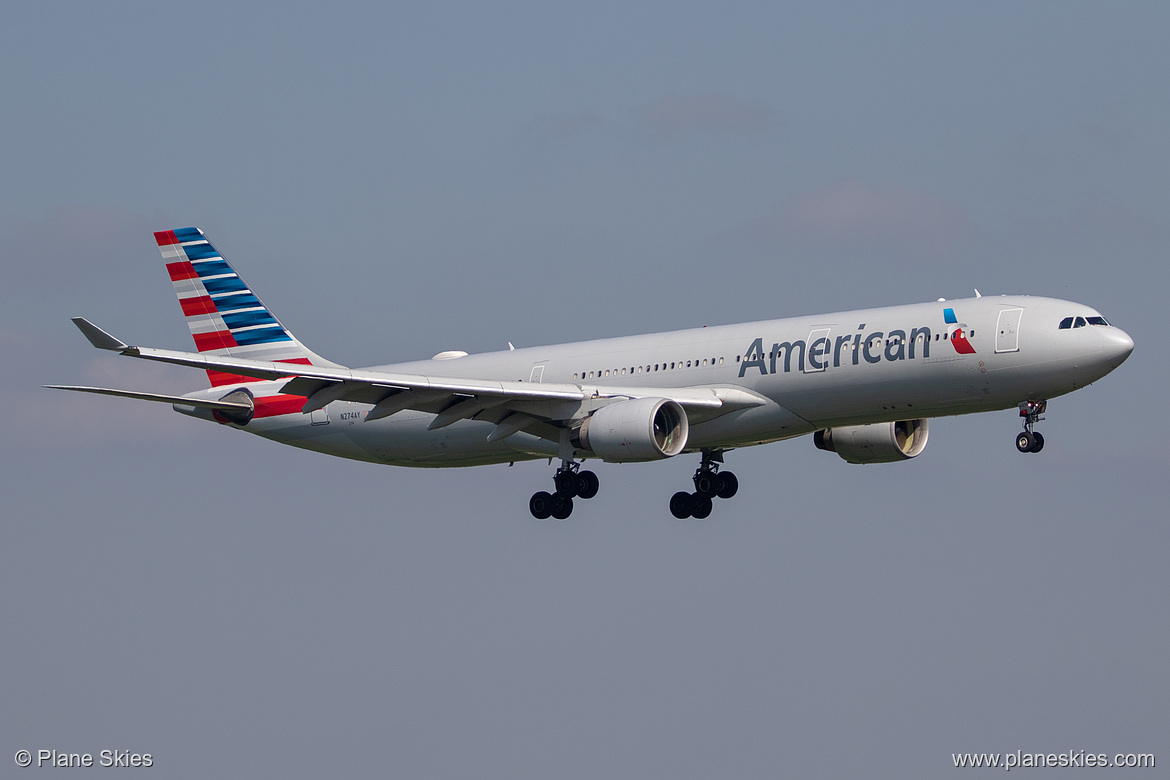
[{"x1": 49, "y1": 227, "x2": 1134, "y2": 520}]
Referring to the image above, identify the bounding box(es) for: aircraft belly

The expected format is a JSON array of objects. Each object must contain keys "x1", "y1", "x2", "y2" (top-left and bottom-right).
[
  {"x1": 343, "y1": 411, "x2": 547, "y2": 467},
  {"x1": 687, "y1": 402, "x2": 814, "y2": 448},
  {"x1": 247, "y1": 415, "x2": 379, "y2": 462}
]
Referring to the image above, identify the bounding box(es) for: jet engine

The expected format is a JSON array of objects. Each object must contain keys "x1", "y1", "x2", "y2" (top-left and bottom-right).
[
  {"x1": 572, "y1": 397, "x2": 689, "y2": 462},
  {"x1": 813, "y1": 419, "x2": 929, "y2": 464}
]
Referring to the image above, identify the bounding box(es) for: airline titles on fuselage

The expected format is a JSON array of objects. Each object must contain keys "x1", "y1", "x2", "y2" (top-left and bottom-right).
[{"x1": 737, "y1": 321, "x2": 971, "y2": 377}]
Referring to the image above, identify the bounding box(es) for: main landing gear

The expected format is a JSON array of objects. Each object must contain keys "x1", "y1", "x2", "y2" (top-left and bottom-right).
[
  {"x1": 670, "y1": 450, "x2": 738, "y2": 519},
  {"x1": 529, "y1": 461, "x2": 599, "y2": 520},
  {"x1": 1015, "y1": 399, "x2": 1047, "y2": 453}
]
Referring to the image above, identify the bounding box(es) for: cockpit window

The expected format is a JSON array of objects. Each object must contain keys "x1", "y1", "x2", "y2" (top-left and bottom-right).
[
  {"x1": 1073, "y1": 316, "x2": 1087, "y2": 328},
  {"x1": 1086, "y1": 316, "x2": 1110, "y2": 326},
  {"x1": 1058, "y1": 317, "x2": 1073, "y2": 329}
]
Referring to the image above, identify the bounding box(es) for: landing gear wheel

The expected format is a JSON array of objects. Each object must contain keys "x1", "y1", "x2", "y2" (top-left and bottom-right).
[
  {"x1": 715, "y1": 471, "x2": 738, "y2": 499},
  {"x1": 1016, "y1": 431, "x2": 1036, "y2": 453},
  {"x1": 693, "y1": 471, "x2": 719, "y2": 498},
  {"x1": 530, "y1": 491, "x2": 553, "y2": 520},
  {"x1": 576, "y1": 470, "x2": 599, "y2": 499},
  {"x1": 669, "y1": 491, "x2": 693, "y2": 519},
  {"x1": 554, "y1": 469, "x2": 579, "y2": 497},
  {"x1": 690, "y1": 495, "x2": 713, "y2": 519},
  {"x1": 550, "y1": 494, "x2": 574, "y2": 520},
  {"x1": 1030, "y1": 432, "x2": 1045, "y2": 452}
]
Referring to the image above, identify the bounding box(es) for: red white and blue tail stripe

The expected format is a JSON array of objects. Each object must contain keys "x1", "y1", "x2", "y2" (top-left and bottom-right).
[{"x1": 155, "y1": 227, "x2": 335, "y2": 386}]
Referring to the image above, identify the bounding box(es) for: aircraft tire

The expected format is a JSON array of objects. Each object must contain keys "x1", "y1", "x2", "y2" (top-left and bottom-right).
[
  {"x1": 691, "y1": 495, "x2": 713, "y2": 519},
  {"x1": 716, "y1": 471, "x2": 739, "y2": 499},
  {"x1": 551, "y1": 494, "x2": 573, "y2": 520},
  {"x1": 554, "y1": 470, "x2": 578, "y2": 497},
  {"x1": 1015, "y1": 431, "x2": 1035, "y2": 453},
  {"x1": 693, "y1": 471, "x2": 719, "y2": 498},
  {"x1": 576, "y1": 470, "x2": 599, "y2": 499},
  {"x1": 1030, "y1": 432, "x2": 1045, "y2": 453},
  {"x1": 530, "y1": 491, "x2": 554, "y2": 520},
  {"x1": 669, "y1": 491, "x2": 693, "y2": 519}
]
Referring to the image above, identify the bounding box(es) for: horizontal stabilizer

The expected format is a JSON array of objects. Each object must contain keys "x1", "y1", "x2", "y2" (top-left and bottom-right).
[
  {"x1": 72, "y1": 317, "x2": 130, "y2": 351},
  {"x1": 44, "y1": 385, "x2": 253, "y2": 411}
]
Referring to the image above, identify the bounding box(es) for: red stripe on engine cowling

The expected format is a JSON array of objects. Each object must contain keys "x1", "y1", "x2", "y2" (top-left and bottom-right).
[
  {"x1": 193, "y1": 330, "x2": 238, "y2": 352},
  {"x1": 253, "y1": 395, "x2": 308, "y2": 418},
  {"x1": 180, "y1": 295, "x2": 218, "y2": 317},
  {"x1": 154, "y1": 230, "x2": 180, "y2": 246},
  {"x1": 167, "y1": 261, "x2": 199, "y2": 281}
]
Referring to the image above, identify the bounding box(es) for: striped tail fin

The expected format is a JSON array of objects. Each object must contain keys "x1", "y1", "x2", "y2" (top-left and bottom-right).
[{"x1": 155, "y1": 227, "x2": 339, "y2": 387}]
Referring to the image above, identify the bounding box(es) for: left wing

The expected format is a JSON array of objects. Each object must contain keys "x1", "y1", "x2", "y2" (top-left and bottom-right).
[{"x1": 66, "y1": 318, "x2": 767, "y2": 438}]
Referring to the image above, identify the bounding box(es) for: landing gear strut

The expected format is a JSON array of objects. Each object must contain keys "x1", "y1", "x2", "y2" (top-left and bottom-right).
[
  {"x1": 670, "y1": 450, "x2": 738, "y2": 519},
  {"x1": 1015, "y1": 400, "x2": 1047, "y2": 453},
  {"x1": 530, "y1": 460, "x2": 599, "y2": 520}
]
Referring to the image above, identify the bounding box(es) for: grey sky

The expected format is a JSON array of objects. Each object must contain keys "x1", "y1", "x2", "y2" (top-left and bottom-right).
[{"x1": 2, "y1": 2, "x2": 1166, "y2": 777}]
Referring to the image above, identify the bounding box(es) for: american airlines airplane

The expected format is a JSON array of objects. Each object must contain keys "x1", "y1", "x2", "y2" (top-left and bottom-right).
[{"x1": 50, "y1": 228, "x2": 1134, "y2": 520}]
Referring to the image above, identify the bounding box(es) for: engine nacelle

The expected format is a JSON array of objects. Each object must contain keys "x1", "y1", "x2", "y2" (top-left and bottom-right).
[
  {"x1": 813, "y1": 419, "x2": 929, "y2": 464},
  {"x1": 572, "y1": 397, "x2": 689, "y2": 462}
]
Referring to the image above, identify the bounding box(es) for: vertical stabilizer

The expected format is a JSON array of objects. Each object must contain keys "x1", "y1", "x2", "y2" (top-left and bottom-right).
[{"x1": 155, "y1": 227, "x2": 338, "y2": 386}]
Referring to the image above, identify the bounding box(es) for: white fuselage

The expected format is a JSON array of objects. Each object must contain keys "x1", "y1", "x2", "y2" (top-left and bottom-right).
[{"x1": 184, "y1": 295, "x2": 1132, "y2": 468}]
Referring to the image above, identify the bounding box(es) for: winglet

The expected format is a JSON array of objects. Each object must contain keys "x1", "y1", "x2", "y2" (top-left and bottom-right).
[{"x1": 71, "y1": 317, "x2": 131, "y2": 352}]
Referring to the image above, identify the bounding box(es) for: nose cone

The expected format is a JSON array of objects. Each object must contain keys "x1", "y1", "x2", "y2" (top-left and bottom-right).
[{"x1": 1101, "y1": 327, "x2": 1135, "y2": 370}]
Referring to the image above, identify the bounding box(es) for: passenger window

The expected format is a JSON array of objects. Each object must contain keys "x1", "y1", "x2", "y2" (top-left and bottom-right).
[
  {"x1": 1058, "y1": 317, "x2": 1073, "y2": 329},
  {"x1": 1074, "y1": 317, "x2": 1087, "y2": 328}
]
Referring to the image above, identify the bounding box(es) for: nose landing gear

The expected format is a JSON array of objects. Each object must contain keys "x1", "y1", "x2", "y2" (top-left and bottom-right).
[
  {"x1": 530, "y1": 460, "x2": 599, "y2": 520},
  {"x1": 1015, "y1": 400, "x2": 1047, "y2": 453},
  {"x1": 670, "y1": 450, "x2": 738, "y2": 519}
]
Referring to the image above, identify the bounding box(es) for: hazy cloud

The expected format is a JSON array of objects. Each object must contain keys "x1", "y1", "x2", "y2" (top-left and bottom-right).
[
  {"x1": 641, "y1": 94, "x2": 770, "y2": 134},
  {"x1": 13, "y1": 357, "x2": 203, "y2": 445},
  {"x1": 736, "y1": 181, "x2": 977, "y2": 260}
]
